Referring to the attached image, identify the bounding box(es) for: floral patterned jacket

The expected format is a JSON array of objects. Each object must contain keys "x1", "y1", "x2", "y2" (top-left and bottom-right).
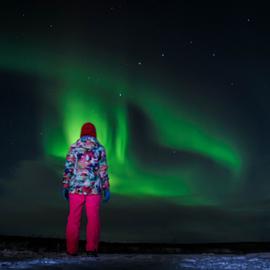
[{"x1": 62, "y1": 135, "x2": 110, "y2": 195}]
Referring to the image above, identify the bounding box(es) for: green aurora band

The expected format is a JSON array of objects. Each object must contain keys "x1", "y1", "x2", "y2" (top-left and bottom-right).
[{"x1": 0, "y1": 42, "x2": 247, "y2": 205}]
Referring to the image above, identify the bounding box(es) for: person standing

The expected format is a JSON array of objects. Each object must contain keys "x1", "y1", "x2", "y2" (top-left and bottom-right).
[{"x1": 62, "y1": 122, "x2": 110, "y2": 257}]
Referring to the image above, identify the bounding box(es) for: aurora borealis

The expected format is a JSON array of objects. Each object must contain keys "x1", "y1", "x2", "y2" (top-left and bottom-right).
[{"x1": 1, "y1": 1, "x2": 270, "y2": 243}]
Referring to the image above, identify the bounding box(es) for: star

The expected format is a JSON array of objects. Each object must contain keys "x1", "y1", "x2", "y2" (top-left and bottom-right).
[
  {"x1": 119, "y1": 92, "x2": 123, "y2": 97},
  {"x1": 189, "y1": 40, "x2": 193, "y2": 44},
  {"x1": 161, "y1": 53, "x2": 165, "y2": 57},
  {"x1": 138, "y1": 61, "x2": 142, "y2": 65},
  {"x1": 212, "y1": 52, "x2": 216, "y2": 57}
]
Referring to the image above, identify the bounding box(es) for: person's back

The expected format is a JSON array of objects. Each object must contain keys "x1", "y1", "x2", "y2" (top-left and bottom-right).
[
  {"x1": 62, "y1": 122, "x2": 110, "y2": 256},
  {"x1": 63, "y1": 135, "x2": 110, "y2": 195}
]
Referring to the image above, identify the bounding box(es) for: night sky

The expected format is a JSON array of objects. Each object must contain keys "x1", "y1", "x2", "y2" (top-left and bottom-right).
[{"x1": 1, "y1": 1, "x2": 270, "y2": 243}]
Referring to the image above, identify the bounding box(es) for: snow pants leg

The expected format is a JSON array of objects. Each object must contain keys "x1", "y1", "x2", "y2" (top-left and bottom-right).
[
  {"x1": 66, "y1": 193, "x2": 102, "y2": 254},
  {"x1": 66, "y1": 193, "x2": 85, "y2": 254},
  {"x1": 85, "y1": 194, "x2": 102, "y2": 252}
]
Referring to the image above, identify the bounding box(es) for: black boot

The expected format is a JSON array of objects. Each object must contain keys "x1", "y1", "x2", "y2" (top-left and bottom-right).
[
  {"x1": 86, "y1": 250, "x2": 98, "y2": 257},
  {"x1": 66, "y1": 251, "x2": 78, "y2": 256}
]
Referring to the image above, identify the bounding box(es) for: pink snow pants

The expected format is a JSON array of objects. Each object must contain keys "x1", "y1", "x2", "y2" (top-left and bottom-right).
[{"x1": 66, "y1": 193, "x2": 102, "y2": 254}]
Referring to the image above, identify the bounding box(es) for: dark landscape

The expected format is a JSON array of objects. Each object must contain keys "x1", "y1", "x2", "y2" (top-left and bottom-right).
[{"x1": 2, "y1": 236, "x2": 270, "y2": 269}]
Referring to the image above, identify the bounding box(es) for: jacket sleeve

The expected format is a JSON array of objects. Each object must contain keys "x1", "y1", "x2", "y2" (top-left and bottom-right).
[
  {"x1": 98, "y1": 147, "x2": 110, "y2": 190},
  {"x1": 62, "y1": 146, "x2": 76, "y2": 189}
]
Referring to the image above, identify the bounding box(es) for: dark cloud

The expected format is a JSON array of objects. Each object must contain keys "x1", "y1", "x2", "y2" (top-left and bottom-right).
[{"x1": 0, "y1": 159, "x2": 268, "y2": 243}]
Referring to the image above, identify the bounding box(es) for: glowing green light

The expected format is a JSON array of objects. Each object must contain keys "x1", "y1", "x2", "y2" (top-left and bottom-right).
[{"x1": 0, "y1": 42, "x2": 247, "y2": 206}]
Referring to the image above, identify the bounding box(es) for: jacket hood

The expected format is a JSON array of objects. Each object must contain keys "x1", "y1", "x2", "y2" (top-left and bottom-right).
[{"x1": 73, "y1": 135, "x2": 100, "y2": 150}]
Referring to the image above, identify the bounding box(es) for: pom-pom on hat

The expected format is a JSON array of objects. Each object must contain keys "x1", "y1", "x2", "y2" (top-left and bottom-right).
[{"x1": 80, "y1": 122, "x2": 97, "y2": 138}]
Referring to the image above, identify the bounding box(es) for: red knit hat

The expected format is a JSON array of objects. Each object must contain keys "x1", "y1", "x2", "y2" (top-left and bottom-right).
[{"x1": 80, "y1": 122, "x2": 97, "y2": 138}]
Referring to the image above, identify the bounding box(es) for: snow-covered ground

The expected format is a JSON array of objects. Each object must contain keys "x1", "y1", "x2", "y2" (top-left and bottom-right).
[{"x1": 1, "y1": 250, "x2": 270, "y2": 269}]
